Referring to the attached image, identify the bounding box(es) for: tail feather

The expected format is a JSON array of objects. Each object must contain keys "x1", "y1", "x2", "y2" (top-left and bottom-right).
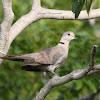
[
  {"x1": 0, "y1": 55, "x2": 26, "y2": 62},
  {"x1": 21, "y1": 65, "x2": 41, "y2": 71}
]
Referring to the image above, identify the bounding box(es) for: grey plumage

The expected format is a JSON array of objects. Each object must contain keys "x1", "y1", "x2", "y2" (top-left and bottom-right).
[
  {"x1": 0, "y1": 31, "x2": 78, "y2": 77},
  {"x1": 2, "y1": 46, "x2": 64, "y2": 71}
]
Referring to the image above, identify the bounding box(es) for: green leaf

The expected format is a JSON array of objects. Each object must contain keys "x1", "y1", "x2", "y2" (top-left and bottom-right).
[
  {"x1": 72, "y1": 0, "x2": 85, "y2": 19},
  {"x1": 72, "y1": 0, "x2": 79, "y2": 13},
  {"x1": 85, "y1": 0, "x2": 93, "y2": 14}
]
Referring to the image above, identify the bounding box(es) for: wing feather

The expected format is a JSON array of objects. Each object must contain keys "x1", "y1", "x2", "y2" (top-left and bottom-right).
[
  {"x1": 22, "y1": 46, "x2": 64, "y2": 66},
  {"x1": 1, "y1": 46, "x2": 64, "y2": 67}
]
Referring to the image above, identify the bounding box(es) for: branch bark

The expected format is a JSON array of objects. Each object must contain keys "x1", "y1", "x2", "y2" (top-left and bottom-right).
[
  {"x1": 38, "y1": 8, "x2": 100, "y2": 20},
  {"x1": 32, "y1": 0, "x2": 41, "y2": 8},
  {"x1": 0, "y1": 0, "x2": 14, "y2": 62},
  {"x1": 34, "y1": 45, "x2": 98, "y2": 100},
  {"x1": 0, "y1": 0, "x2": 14, "y2": 52},
  {"x1": 9, "y1": 8, "x2": 100, "y2": 45}
]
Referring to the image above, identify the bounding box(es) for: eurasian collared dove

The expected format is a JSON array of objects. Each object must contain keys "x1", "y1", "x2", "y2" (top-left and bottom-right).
[{"x1": 0, "y1": 31, "x2": 78, "y2": 78}]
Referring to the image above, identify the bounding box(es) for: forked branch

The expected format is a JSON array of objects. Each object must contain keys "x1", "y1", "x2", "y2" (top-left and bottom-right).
[{"x1": 9, "y1": 1, "x2": 100, "y2": 45}]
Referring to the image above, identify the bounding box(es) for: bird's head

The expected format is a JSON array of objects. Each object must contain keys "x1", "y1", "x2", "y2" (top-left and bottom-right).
[{"x1": 60, "y1": 31, "x2": 78, "y2": 42}]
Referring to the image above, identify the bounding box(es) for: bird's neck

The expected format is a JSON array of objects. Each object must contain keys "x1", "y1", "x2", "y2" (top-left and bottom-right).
[{"x1": 57, "y1": 40, "x2": 70, "y2": 50}]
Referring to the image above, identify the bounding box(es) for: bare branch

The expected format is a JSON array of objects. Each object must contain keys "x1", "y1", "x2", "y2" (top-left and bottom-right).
[
  {"x1": 1, "y1": 0, "x2": 14, "y2": 27},
  {"x1": 0, "y1": 0, "x2": 14, "y2": 56},
  {"x1": 87, "y1": 64, "x2": 100, "y2": 75},
  {"x1": 32, "y1": 0, "x2": 41, "y2": 8},
  {"x1": 88, "y1": 45, "x2": 97, "y2": 70},
  {"x1": 9, "y1": 7, "x2": 100, "y2": 45},
  {"x1": 39, "y1": 8, "x2": 100, "y2": 20},
  {"x1": 8, "y1": 0, "x2": 42, "y2": 45},
  {"x1": 35, "y1": 45, "x2": 98, "y2": 100}
]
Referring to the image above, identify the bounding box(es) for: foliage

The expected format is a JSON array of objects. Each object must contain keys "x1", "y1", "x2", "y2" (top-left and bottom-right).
[
  {"x1": 72, "y1": 0, "x2": 93, "y2": 18},
  {"x1": 85, "y1": 0, "x2": 93, "y2": 14},
  {"x1": 72, "y1": 0, "x2": 85, "y2": 18},
  {"x1": 0, "y1": 0, "x2": 100, "y2": 100}
]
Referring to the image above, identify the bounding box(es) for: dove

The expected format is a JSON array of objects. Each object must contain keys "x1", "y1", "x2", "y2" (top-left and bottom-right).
[{"x1": 0, "y1": 31, "x2": 78, "y2": 78}]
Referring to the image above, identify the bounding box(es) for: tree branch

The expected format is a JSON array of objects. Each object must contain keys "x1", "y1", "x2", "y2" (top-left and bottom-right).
[
  {"x1": 32, "y1": 0, "x2": 41, "y2": 8},
  {"x1": 9, "y1": 6, "x2": 100, "y2": 45},
  {"x1": 34, "y1": 45, "x2": 99, "y2": 100},
  {"x1": 0, "y1": 0, "x2": 14, "y2": 56},
  {"x1": 38, "y1": 8, "x2": 100, "y2": 20},
  {"x1": 9, "y1": 0, "x2": 42, "y2": 45},
  {"x1": 88, "y1": 45, "x2": 97, "y2": 70},
  {"x1": 1, "y1": 0, "x2": 14, "y2": 28}
]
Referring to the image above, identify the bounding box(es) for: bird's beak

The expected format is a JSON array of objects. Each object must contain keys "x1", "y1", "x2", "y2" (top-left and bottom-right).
[{"x1": 74, "y1": 36, "x2": 78, "y2": 39}]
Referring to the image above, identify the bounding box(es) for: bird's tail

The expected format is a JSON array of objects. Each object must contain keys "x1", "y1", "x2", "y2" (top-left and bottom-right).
[
  {"x1": 21, "y1": 65, "x2": 41, "y2": 71},
  {"x1": 0, "y1": 55, "x2": 25, "y2": 62}
]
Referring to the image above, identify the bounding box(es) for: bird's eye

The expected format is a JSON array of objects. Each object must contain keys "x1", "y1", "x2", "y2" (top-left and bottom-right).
[{"x1": 68, "y1": 34, "x2": 70, "y2": 35}]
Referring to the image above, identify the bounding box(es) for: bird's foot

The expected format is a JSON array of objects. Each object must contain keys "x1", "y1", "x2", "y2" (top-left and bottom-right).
[
  {"x1": 51, "y1": 71, "x2": 60, "y2": 77},
  {"x1": 43, "y1": 72, "x2": 50, "y2": 80},
  {"x1": 43, "y1": 71, "x2": 60, "y2": 80}
]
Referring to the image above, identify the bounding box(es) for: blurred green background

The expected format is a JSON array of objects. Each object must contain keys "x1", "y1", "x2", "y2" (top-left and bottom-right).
[{"x1": 0, "y1": 0, "x2": 100, "y2": 100}]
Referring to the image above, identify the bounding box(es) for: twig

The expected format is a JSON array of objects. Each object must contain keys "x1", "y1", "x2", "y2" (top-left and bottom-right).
[{"x1": 88, "y1": 45, "x2": 97, "y2": 71}]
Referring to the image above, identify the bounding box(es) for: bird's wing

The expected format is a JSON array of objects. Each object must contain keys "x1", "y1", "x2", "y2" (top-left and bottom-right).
[
  {"x1": 1, "y1": 46, "x2": 64, "y2": 66},
  {"x1": 23, "y1": 46, "x2": 64, "y2": 66},
  {"x1": 21, "y1": 46, "x2": 65, "y2": 72}
]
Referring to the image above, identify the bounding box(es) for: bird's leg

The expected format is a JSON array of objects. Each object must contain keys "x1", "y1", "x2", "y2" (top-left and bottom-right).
[
  {"x1": 43, "y1": 72, "x2": 50, "y2": 80},
  {"x1": 51, "y1": 71, "x2": 60, "y2": 77}
]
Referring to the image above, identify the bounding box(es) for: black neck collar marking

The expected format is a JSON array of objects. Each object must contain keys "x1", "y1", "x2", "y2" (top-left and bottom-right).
[{"x1": 59, "y1": 42, "x2": 65, "y2": 44}]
